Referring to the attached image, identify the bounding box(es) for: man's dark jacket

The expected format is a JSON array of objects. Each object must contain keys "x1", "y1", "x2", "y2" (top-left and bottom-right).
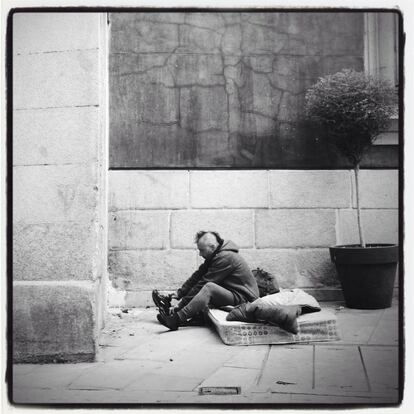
[{"x1": 177, "y1": 240, "x2": 259, "y2": 304}]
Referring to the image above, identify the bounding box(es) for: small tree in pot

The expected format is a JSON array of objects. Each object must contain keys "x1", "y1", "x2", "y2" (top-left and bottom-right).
[{"x1": 305, "y1": 69, "x2": 398, "y2": 309}]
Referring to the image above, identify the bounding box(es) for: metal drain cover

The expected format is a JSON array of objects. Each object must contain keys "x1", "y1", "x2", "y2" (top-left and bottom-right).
[{"x1": 199, "y1": 386, "x2": 241, "y2": 395}]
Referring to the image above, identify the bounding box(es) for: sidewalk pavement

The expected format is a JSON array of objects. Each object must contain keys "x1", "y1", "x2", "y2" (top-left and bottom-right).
[{"x1": 11, "y1": 301, "x2": 401, "y2": 405}]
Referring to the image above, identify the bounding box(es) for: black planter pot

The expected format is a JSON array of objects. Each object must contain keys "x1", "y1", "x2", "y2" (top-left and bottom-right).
[{"x1": 329, "y1": 244, "x2": 398, "y2": 309}]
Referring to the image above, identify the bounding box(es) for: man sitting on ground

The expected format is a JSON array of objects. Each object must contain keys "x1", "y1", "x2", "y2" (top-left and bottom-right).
[{"x1": 154, "y1": 231, "x2": 260, "y2": 331}]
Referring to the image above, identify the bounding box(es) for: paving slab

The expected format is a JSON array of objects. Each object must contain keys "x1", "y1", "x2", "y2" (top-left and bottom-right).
[
  {"x1": 12, "y1": 387, "x2": 197, "y2": 404},
  {"x1": 199, "y1": 366, "x2": 260, "y2": 390},
  {"x1": 96, "y1": 331, "x2": 157, "y2": 361},
  {"x1": 125, "y1": 372, "x2": 203, "y2": 392},
  {"x1": 360, "y1": 345, "x2": 399, "y2": 393},
  {"x1": 288, "y1": 392, "x2": 398, "y2": 404},
  {"x1": 13, "y1": 364, "x2": 38, "y2": 375},
  {"x1": 11, "y1": 302, "x2": 400, "y2": 405},
  {"x1": 247, "y1": 391, "x2": 294, "y2": 404},
  {"x1": 96, "y1": 343, "x2": 139, "y2": 362},
  {"x1": 368, "y1": 306, "x2": 399, "y2": 345},
  {"x1": 331, "y1": 307, "x2": 384, "y2": 344},
  {"x1": 224, "y1": 345, "x2": 270, "y2": 369},
  {"x1": 68, "y1": 360, "x2": 162, "y2": 390},
  {"x1": 153, "y1": 348, "x2": 236, "y2": 379},
  {"x1": 258, "y1": 345, "x2": 314, "y2": 393},
  {"x1": 13, "y1": 363, "x2": 95, "y2": 390},
  {"x1": 119, "y1": 328, "x2": 208, "y2": 362},
  {"x1": 314, "y1": 345, "x2": 369, "y2": 393}
]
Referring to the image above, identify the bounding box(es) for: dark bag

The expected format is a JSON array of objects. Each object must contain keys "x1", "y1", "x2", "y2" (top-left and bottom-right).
[{"x1": 252, "y1": 268, "x2": 280, "y2": 297}]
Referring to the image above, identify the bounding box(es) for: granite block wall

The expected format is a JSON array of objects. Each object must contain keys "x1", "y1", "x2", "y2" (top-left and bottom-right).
[
  {"x1": 12, "y1": 13, "x2": 107, "y2": 362},
  {"x1": 107, "y1": 12, "x2": 399, "y2": 307},
  {"x1": 108, "y1": 169, "x2": 399, "y2": 307}
]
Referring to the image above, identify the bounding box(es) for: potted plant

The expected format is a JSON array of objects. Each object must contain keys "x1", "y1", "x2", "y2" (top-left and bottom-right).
[{"x1": 305, "y1": 69, "x2": 398, "y2": 309}]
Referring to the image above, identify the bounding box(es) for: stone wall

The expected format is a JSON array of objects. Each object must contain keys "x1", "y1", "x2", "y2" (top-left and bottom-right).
[
  {"x1": 108, "y1": 169, "x2": 398, "y2": 307},
  {"x1": 13, "y1": 13, "x2": 107, "y2": 362},
  {"x1": 107, "y1": 12, "x2": 399, "y2": 307},
  {"x1": 109, "y1": 12, "x2": 390, "y2": 169}
]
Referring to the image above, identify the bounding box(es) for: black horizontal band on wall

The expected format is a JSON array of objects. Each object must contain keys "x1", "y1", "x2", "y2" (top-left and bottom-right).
[{"x1": 108, "y1": 145, "x2": 399, "y2": 170}]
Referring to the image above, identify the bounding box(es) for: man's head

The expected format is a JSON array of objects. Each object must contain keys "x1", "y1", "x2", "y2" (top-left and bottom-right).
[{"x1": 195, "y1": 231, "x2": 223, "y2": 259}]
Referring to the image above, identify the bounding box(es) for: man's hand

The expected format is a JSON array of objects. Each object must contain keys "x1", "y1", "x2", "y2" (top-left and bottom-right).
[{"x1": 170, "y1": 292, "x2": 179, "y2": 300}]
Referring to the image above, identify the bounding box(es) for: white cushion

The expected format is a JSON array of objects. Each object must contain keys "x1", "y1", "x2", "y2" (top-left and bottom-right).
[{"x1": 253, "y1": 288, "x2": 321, "y2": 310}]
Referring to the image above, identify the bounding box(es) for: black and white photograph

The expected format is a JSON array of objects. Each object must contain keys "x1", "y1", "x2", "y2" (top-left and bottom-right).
[{"x1": 6, "y1": 5, "x2": 405, "y2": 408}]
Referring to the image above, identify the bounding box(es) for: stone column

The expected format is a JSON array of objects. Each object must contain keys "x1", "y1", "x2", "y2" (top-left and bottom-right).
[{"x1": 12, "y1": 12, "x2": 108, "y2": 362}]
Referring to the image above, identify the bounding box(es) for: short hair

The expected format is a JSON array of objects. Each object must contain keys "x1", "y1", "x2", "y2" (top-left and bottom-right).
[{"x1": 194, "y1": 231, "x2": 224, "y2": 245}]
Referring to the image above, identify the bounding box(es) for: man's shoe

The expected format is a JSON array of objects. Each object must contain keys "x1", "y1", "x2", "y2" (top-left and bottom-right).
[
  {"x1": 157, "y1": 312, "x2": 181, "y2": 331},
  {"x1": 180, "y1": 313, "x2": 205, "y2": 326},
  {"x1": 181, "y1": 315, "x2": 205, "y2": 326},
  {"x1": 152, "y1": 290, "x2": 172, "y2": 314},
  {"x1": 159, "y1": 308, "x2": 205, "y2": 327}
]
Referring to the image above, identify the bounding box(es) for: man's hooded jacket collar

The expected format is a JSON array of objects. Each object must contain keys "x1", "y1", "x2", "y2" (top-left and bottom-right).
[{"x1": 218, "y1": 240, "x2": 239, "y2": 253}]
